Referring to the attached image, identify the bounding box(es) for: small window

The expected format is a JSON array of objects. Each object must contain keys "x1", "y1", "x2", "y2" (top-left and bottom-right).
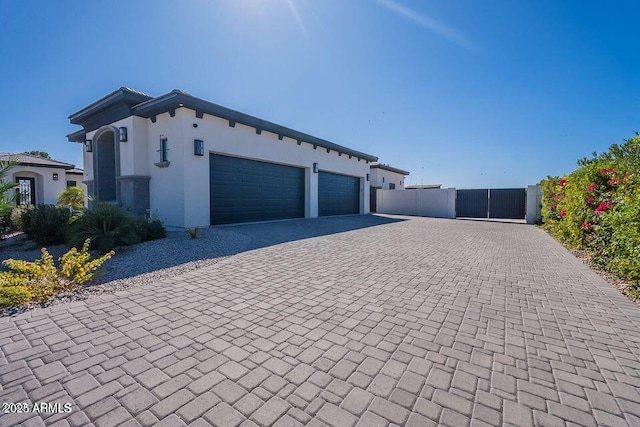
[
  {"x1": 194, "y1": 139, "x2": 204, "y2": 156},
  {"x1": 67, "y1": 180, "x2": 77, "y2": 188},
  {"x1": 160, "y1": 137, "x2": 169, "y2": 162},
  {"x1": 389, "y1": 183, "x2": 396, "y2": 190},
  {"x1": 382, "y1": 177, "x2": 385, "y2": 183}
]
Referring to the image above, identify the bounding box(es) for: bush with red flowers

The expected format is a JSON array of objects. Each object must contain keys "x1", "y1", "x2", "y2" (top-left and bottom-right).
[{"x1": 540, "y1": 133, "x2": 640, "y2": 293}]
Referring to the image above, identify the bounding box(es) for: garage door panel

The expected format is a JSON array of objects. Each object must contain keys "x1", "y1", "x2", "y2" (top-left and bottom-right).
[
  {"x1": 210, "y1": 154, "x2": 305, "y2": 225},
  {"x1": 318, "y1": 171, "x2": 360, "y2": 216}
]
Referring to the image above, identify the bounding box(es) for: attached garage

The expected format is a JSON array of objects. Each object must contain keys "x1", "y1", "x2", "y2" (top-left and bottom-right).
[
  {"x1": 318, "y1": 171, "x2": 360, "y2": 216},
  {"x1": 210, "y1": 154, "x2": 305, "y2": 225},
  {"x1": 68, "y1": 87, "x2": 379, "y2": 229}
]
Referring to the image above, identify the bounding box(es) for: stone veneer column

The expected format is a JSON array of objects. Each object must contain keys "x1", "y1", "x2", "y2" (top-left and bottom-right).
[
  {"x1": 117, "y1": 175, "x2": 151, "y2": 218},
  {"x1": 83, "y1": 180, "x2": 95, "y2": 210}
]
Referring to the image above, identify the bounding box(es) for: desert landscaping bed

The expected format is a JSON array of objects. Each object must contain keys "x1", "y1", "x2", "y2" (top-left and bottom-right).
[{"x1": 0, "y1": 227, "x2": 251, "y2": 317}]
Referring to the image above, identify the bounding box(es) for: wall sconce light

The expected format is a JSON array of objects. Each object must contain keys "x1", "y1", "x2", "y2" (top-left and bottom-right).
[
  {"x1": 118, "y1": 127, "x2": 128, "y2": 142},
  {"x1": 85, "y1": 139, "x2": 92, "y2": 152},
  {"x1": 313, "y1": 163, "x2": 319, "y2": 173},
  {"x1": 52, "y1": 173, "x2": 59, "y2": 181},
  {"x1": 194, "y1": 139, "x2": 204, "y2": 156},
  {"x1": 366, "y1": 173, "x2": 370, "y2": 182}
]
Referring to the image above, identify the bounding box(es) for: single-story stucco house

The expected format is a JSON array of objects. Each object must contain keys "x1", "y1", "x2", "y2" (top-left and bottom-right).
[
  {"x1": 0, "y1": 153, "x2": 84, "y2": 205},
  {"x1": 67, "y1": 87, "x2": 383, "y2": 229}
]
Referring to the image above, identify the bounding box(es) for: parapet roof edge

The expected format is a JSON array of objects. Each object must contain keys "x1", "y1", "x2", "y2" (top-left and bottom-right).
[
  {"x1": 371, "y1": 162, "x2": 410, "y2": 175},
  {"x1": 132, "y1": 90, "x2": 378, "y2": 162}
]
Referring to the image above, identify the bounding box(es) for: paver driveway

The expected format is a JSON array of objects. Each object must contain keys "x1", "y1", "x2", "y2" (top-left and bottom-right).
[{"x1": 2, "y1": 216, "x2": 640, "y2": 427}]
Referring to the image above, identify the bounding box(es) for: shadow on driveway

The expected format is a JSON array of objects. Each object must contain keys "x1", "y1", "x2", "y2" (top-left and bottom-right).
[
  {"x1": 224, "y1": 214, "x2": 407, "y2": 251},
  {"x1": 0, "y1": 215, "x2": 407, "y2": 316},
  {"x1": 0, "y1": 215, "x2": 406, "y2": 289}
]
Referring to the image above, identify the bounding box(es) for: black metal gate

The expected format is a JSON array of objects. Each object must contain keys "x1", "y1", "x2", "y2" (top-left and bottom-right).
[
  {"x1": 489, "y1": 188, "x2": 526, "y2": 219},
  {"x1": 456, "y1": 188, "x2": 526, "y2": 219},
  {"x1": 456, "y1": 189, "x2": 489, "y2": 218},
  {"x1": 370, "y1": 186, "x2": 377, "y2": 213}
]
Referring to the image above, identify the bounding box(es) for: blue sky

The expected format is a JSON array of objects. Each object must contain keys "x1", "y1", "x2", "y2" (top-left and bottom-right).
[{"x1": 1, "y1": 0, "x2": 638, "y2": 188}]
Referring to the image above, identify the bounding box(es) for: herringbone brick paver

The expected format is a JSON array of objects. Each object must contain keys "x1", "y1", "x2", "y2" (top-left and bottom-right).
[{"x1": 2, "y1": 215, "x2": 640, "y2": 426}]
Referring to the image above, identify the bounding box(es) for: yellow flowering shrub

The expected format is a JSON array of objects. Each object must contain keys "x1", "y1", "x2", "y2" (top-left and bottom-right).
[
  {"x1": 59, "y1": 239, "x2": 114, "y2": 284},
  {"x1": 0, "y1": 273, "x2": 31, "y2": 307},
  {"x1": 0, "y1": 239, "x2": 114, "y2": 307}
]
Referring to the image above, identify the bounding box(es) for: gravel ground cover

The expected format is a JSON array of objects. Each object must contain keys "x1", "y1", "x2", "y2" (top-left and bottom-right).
[{"x1": 0, "y1": 227, "x2": 251, "y2": 317}]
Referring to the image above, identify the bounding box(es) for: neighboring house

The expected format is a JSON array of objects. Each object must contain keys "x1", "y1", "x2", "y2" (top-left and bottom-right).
[
  {"x1": 65, "y1": 168, "x2": 84, "y2": 188},
  {"x1": 67, "y1": 87, "x2": 379, "y2": 229},
  {"x1": 368, "y1": 163, "x2": 410, "y2": 213},
  {"x1": 0, "y1": 153, "x2": 84, "y2": 206},
  {"x1": 369, "y1": 163, "x2": 409, "y2": 190}
]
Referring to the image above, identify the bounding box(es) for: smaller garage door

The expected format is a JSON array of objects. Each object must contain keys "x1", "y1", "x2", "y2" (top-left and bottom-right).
[{"x1": 318, "y1": 171, "x2": 360, "y2": 216}]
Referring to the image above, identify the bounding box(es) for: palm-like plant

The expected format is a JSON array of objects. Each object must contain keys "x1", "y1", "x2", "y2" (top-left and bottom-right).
[
  {"x1": 0, "y1": 159, "x2": 17, "y2": 216},
  {"x1": 57, "y1": 186, "x2": 85, "y2": 213}
]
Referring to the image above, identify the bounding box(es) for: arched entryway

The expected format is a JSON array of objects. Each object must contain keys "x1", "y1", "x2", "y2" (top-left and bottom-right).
[{"x1": 95, "y1": 129, "x2": 118, "y2": 202}]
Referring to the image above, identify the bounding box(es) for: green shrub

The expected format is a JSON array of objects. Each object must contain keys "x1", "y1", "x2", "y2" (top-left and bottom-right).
[
  {"x1": 594, "y1": 178, "x2": 640, "y2": 281},
  {"x1": 0, "y1": 241, "x2": 114, "y2": 306},
  {"x1": 541, "y1": 133, "x2": 640, "y2": 285},
  {"x1": 134, "y1": 218, "x2": 167, "y2": 242},
  {"x1": 0, "y1": 214, "x2": 11, "y2": 240},
  {"x1": 67, "y1": 203, "x2": 138, "y2": 253},
  {"x1": 11, "y1": 204, "x2": 33, "y2": 232},
  {"x1": 24, "y1": 204, "x2": 71, "y2": 246}
]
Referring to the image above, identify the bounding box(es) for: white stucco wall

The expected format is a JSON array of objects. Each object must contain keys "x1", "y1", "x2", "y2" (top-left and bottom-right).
[
  {"x1": 146, "y1": 111, "x2": 187, "y2": 227},
  {"x1": 9, "y1": 165, "x2": 68, "y2": 205},
  {"x1": 370, "y1": 168, "x2": 406, "y2": 189},
  {"x1": 526, "y1": 185, "x2": 543, "y2": 224},
  {"x1": 82, "y1": 107, "x2": 371, "y2": 228},
  {"x1": 377, "y1": 188, "x2": 456, "y2": 219},
  {"x1": 174, "y1": 108, "x2": 370, "y2": 228}
]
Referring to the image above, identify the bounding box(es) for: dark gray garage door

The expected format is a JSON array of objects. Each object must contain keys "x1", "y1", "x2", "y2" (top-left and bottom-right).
[
  {"x1": 210, "y1": 154, "x2": 304, "y2": 225},
  {"x1": 318, "y1": 171, "x2": 359, "y2": 216}
]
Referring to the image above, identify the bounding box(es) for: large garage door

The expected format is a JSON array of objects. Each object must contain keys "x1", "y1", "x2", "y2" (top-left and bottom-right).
[
  {"x1": 318, "y1": 171, "x2": 360, "y2": 216},
  {"x1": 210, "y1": 154, "x2": 304, "y2": 225}
]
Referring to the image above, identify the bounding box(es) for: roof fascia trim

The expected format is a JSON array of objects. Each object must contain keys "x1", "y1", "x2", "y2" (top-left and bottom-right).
[
  {"x1": 134, "y1": 91, "x2": 378, "y2": 162},
  {"x1": 371, "y1": 164, "x2": 410, "y2": 175}
]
